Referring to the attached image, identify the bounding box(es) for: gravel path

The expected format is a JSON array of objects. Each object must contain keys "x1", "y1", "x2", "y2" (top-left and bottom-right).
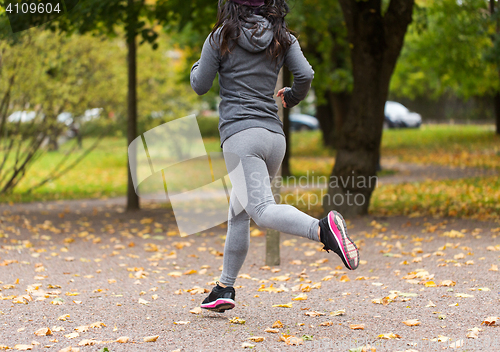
[{"x1": 1, "y1": 200, "x2": 499, "y2": 351}]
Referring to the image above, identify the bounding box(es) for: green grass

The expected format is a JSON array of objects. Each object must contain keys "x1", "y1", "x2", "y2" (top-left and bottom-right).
[{"x1": 1, "y1": 124, "x2": 498, "y2": 207}]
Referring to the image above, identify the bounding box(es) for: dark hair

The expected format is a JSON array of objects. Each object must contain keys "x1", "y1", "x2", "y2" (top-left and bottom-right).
[{"x1": 210, "y1": 0, "x2": 293, "y2": 61}]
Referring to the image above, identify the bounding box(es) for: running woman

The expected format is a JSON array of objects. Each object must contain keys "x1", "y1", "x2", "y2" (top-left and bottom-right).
[{"x1": 190, "y1": 0, "x2": 360, "y2": 313}]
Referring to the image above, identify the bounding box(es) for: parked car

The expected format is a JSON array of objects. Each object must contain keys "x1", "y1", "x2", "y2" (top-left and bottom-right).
[
  {"x1": 289, "y1": 113, "x2": 320, "y2": 131},
  {"x1": 384, "y1": 101, "x2": 422, "y2": 128}
]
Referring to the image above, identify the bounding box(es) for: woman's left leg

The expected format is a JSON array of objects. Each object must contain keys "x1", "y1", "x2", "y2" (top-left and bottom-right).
[{"x1": 223, "y1": 128, "x2": 320, "y2": 242}]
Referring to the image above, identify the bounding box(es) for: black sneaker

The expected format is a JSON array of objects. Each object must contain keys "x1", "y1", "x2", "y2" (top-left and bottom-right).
[
  {"x1": 200, "y1": 284, "x2": 235, "y2": 313},
  {"x1": 319, "y1": 210, "x2": 359, "y2": 270}
]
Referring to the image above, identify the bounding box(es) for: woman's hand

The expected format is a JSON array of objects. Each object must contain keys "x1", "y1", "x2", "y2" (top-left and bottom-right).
[{"x1": 276, "y1": 88, "x2": 288, "y2": 108}]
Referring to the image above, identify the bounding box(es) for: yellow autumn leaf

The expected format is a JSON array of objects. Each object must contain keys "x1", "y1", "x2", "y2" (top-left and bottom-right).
[
  {"x1": 257, "y1": 284, "x2": 284, "y2": 293},
  {"x1": 340, "y1": 275, "x2": 350, "y2": 282},
  {"x1": 402, "y1": 319, "x2": 421, "y2": 326},
  {"x1": 143, "y1": 335, "x2": 159, "y2": 342},
  {"x1": 330, "y1": 309, "x2": 346, "y2": 316},
  {"x1": 247, "y1": 336, "x2": 265, "y2": 342},
  {"x1": 304, "y1": 311, "x2": 325, "y2": 317},
  {"x1": 116, "y1": 336, "x2": 130, "y2": 343},
  {"x1": 378, "y1": 332, "x2": 401, "y2": 339},
  {"x1": 229, "y1": 317, "x2": 245, "y2": 324},
  {"x1": 481, "y1": 316, "x2": 498, "y2": 326},
  {"x1": 189, "y1": 307, "x2": 202, "y2": 314},
  {"x1": 349, "y1": 324, "x2": 364, "y2": 330},
  {"x1": 64, "y1": 332, "x2": 79, "y2": 339},
  {"x1": 292, "y1": 293, "x2": 308, "y2": 301},
  {"x1": 33, "y1": 327, "x2": 51, "y2": 336},
  {"x1": 272, "y1": 302, "x2": 293, "y2": 308},
  {"x1": 78, "y1": 339, "x2": 97, "y2": 346},
  {"x1": 272, "y1": 320, "x2": 284, "y2": 328}
]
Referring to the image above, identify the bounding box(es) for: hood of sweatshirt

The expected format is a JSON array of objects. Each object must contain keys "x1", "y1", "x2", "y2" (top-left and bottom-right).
[{"x1": 237, "y1": 15, "x2": 273, "y2": 53}]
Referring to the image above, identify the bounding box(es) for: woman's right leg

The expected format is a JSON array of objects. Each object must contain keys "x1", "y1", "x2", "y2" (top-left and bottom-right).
[{"x1": 219, "y1": 193, "x2": 250, "y2": 287}]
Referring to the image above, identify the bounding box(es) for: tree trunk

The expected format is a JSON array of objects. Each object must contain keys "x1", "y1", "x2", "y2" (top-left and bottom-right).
[
  {"x1": 495, "y1": 92, "x2": 500, "y2": 135},
  {"x1": 266, "y1": 68, "x2": 284, "y2": 266},
  {"x1": 329, "y1": 91, "x2": 351, "y2": 147},
  {"x1": 324, "y1": 0, "x2": 414, "y2": 217},
  {"x1": 315, "y1": 91, "x2": 335, "y2": 148},
  {"x1": 126, "y1": 0, "x2": 140, "y2": 211},
  {"x1": 491, "y1": 0, "x2": 500, "y2": 135},
  {"x1": 282, "y1": 66, "x2": 292, "y2": 177}
]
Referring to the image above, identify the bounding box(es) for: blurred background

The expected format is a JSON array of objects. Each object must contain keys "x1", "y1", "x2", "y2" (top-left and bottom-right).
[{"x1": 0, "y1": 0, "x2": 499, "y2": 220}]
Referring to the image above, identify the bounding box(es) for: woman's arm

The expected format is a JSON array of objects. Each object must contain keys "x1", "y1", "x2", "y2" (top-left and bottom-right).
[
  {"x1": 190, "y1": 34, "x2": 221, "y2": 96},
  {"x1": 280, "y1": 35, "x2": 315, "y2": 108}
]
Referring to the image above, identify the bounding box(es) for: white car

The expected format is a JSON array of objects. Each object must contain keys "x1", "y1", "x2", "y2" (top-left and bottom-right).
[{"x1": 384, "y1": 101, "x2": 422, "y2": 128}]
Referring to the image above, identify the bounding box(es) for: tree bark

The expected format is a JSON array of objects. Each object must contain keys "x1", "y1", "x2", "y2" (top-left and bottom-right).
[
  {"x1": 266, "y1": 68, "x2": 284, "y2": 266},
  {"x1": 126, "y1": 0, "x2": 140, "y2": 211},
  {"x1": 315, "y1": 91, "x2": 335, "y2": 148},
  {"x1": 329, "y1": 90, "x2": 351, "y2": 146},
  {"x1": 495, "y1": 92, "x2": 500, "y2": 135},
  {"x1": 281, "y1": 66, "x2": 292, "y2": 177},
  {"x1": 324, "y1": 0, "x2": 414, "y2": 217},
  {"x1": 491, "y1": 0, "x2": 500, "y2": 135}
]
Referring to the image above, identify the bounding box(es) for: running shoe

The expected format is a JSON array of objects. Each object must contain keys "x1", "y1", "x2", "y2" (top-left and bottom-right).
[
  {"x1": 201, "y1": 283, "x2": 235, "y2": 313},
  {"x1": 319, "y1": 210, "x2": 359, "y2": 270}
]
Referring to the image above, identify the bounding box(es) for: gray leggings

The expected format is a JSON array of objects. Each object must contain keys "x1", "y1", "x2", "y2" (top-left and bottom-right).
[{"x1": 219, "y1": 127, "x2": 320, "y2": 287}]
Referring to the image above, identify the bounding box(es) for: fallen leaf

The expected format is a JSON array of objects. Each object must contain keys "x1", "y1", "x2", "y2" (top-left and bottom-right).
[
  {"x1": 481, "y1": 316, "x2": 498, "y2": 326},
  {"x1": 466, "y1": 327, "x2": 480, "y2": 339},
  {"x1": 116, "y1": 336, "x2": 130, "y2": 343},
  {"x1": 173, "y1": 321, "x2": 190, "y2": 325},
  {"x1": 377, "y1": 332, "x2": 401, "y2": 339},
  {"x1": 13, "y1": 345, "x2": 32, "y2": 351},
  {"x1": 247, "y1": 336, "x2": 265, "y2": 342},
  {"x1": 350, "y1": 324, "x2": 364, "y2": 330},
  {"x1": 89, "y1": 322, "x2": 105, "y2": 329},
  {"x1": 304, "y1": 311, "x2": 325, "y2": 317},
  {"x1": 34, "y1": 327, "x2": 52, "y2": 336},
  {"x1": 426, "y1": 300, "x2": 437, "y2": 307},
  {"x1": 402, "y1": 319, "x2": 421, "y2": 326},
  {"x1": 189, "y1": 307, "x2": 202, "y2": 314},
  {"x1": 440, "y1": 280, "x2": 456, "y2": 287},
  {"x1": 292, "y1": 293, "x2": 308, "y2": 301},
  {"x1": 319, "y1": 321, "x2": 333, "y2": 326},
  {"x1": 241, "y1": 342, "x2": 255, "y2": 348},
  {"x1": 138, "y1": 298, "x2": 150, "y2": 305},
  {"x1": 272, "y1": 321, "x2": 284, "y2": 328},
  {"x1": 340, "y1": 275, "x2": 350, "y2": 282},
  {"x1": 265, "y1": 328, "x2": 279, "y2": 333},
  {"x1": 64, "y1": 333, "x2": 79, "y2": 339},
  {"x1": 489, "y1": 264, "x2": 498, "y2": 272},
  {"x1": 229, "y1": 317, "x2": 245, "y2": 324},
  {"x1": 272, "y1": 302, "x2": 293, "y2": 308},
  {"x1": 143, "y1": 335, "x2": 159, "y2": 342},
  {"x1": 330, "y1": 309, "x2": 346, "y2": 316},
  {"x1": 455, "y1": 293, "x2": 474, "y2": 298},
  {"x1": 280, "y1": 335, "x2": 304, "y2": 345},
  {"x1": 257, "y1": 284, "x2": 284, "y2": 293},
  {"x1": 77, "y1": 339, "x2": 96, "y2": 346}
]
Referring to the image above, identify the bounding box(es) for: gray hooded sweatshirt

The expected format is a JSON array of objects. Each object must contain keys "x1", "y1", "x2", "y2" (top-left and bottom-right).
[{"x1": 190, "y1": 14, "x2": 314, "y2": 146}]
